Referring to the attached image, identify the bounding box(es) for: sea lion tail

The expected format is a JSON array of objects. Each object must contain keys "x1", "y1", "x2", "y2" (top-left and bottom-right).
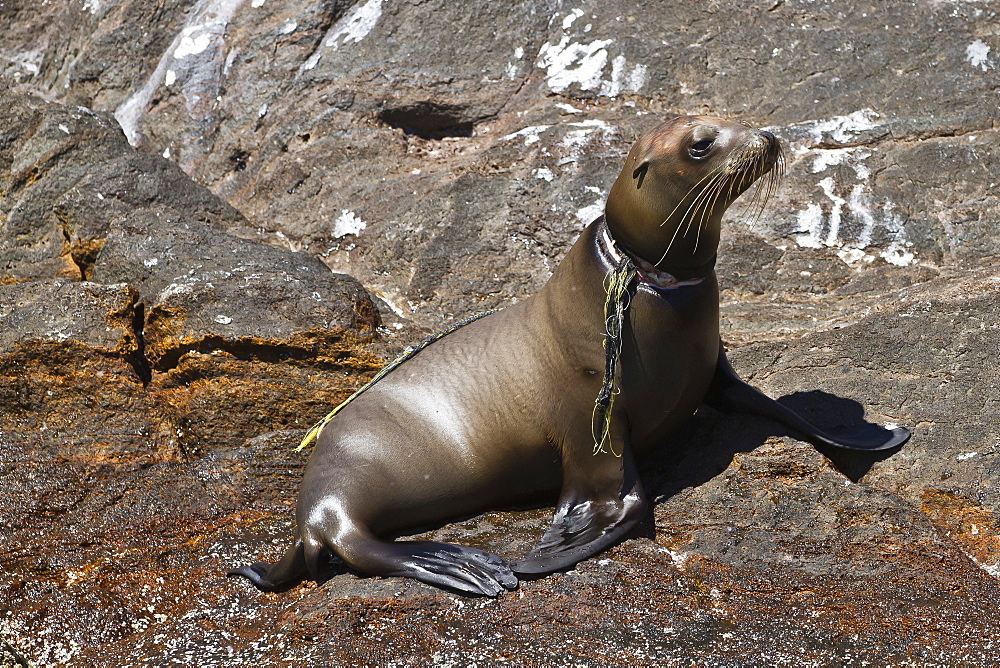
[
  {"x1": 227, "y1": 537, "x2": 308, "y2": 591},
  {"x1": 300, "y1": 530, "x2": 331, "y2": 582}
]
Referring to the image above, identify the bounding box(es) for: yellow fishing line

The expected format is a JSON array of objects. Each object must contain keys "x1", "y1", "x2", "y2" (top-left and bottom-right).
[{"x1": 592, "y1": 256, "x2": 638, "y2": 456}]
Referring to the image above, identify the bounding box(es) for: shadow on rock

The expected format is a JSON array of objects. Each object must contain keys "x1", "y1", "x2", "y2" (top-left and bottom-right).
[
  {"x1": 641, "y1": 390, "x2": 906, "y2": 508},
  {"x1": 771, "y1": 390, "x2": 906, "y2": 482}
]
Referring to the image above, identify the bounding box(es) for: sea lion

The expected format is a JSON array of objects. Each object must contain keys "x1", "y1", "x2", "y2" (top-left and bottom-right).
[{"x1": 229, "y1": 115, "x2": 909, "y2": 596}]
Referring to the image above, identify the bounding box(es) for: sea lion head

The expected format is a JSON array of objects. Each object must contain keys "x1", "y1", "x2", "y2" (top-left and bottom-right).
[{"x1": 605, "y1": 115, "x2": 783, "y2": 278}]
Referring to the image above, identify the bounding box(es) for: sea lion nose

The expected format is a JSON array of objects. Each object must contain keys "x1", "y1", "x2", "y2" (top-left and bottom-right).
[{"x1": 758, "y1": 130, "x2": 776, "y2": 146}]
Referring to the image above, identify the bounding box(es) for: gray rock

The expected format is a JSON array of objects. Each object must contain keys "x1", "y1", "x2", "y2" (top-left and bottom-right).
[
  {"x1": 0, "y1": 92, "x2": 252, "y2": 283},
  {"x1": 91, "y1": 215, "x2": 379, "y2": 369},
  {"x1": 0, "y1": 279, "x2": 138, "y2": 354},
  {"x1": 6, "y1": 0, "x2": 997, "y2": 328}
]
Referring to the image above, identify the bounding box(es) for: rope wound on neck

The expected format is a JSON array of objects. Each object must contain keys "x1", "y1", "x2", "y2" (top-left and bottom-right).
[{"x1": 592, "y1": 254, "x2": 638, "y2": 456}]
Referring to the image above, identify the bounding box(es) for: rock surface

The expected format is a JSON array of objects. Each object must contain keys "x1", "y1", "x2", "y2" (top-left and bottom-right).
[{"x1": 1, "y1": 0, "x2": 999, "y2": 665}]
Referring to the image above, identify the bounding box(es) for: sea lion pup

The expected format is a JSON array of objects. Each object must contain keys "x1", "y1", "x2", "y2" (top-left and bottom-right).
[{"x1": 229, "y1": 116, "x2": 909, "y2": 596}]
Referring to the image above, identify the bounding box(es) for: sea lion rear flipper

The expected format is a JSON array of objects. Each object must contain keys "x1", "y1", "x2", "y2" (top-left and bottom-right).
[
  {"x1": 512, "y1": 440, "x2": 646, "y2": 575},
  {"x1": 336, "y1": 530, "x2": 518, "y2": 597},
  {"x1": 705, "y1": 346, "x2": 910, "y2": 452},
  {"x1": 232, "y1": 527, "x2": 517, "y2": 597}
]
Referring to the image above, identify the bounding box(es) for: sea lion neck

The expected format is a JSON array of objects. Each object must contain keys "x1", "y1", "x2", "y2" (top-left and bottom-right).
[{"x1": 597, "y1": 217, "x2": 715, "y2": 285}]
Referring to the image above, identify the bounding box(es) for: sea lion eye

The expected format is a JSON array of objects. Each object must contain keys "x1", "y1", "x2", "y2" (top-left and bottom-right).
[{"x1": 689, "y1": 138, "x2": 714, "y2": 158}]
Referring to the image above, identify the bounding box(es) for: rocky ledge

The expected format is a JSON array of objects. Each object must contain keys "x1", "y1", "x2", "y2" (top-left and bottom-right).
[{"x1": 2, "y1": 0, "x2": 999, "y2": 665}]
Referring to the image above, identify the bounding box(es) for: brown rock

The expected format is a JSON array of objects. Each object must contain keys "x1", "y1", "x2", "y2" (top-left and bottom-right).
[{"x1": 1, "y1": 0, "x2": 999, "y2": 664}]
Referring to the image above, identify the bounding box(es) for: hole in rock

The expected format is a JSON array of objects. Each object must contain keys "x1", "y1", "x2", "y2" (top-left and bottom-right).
[{"x1": 377, "y1": 102, "x2": 478, "y2": 140}]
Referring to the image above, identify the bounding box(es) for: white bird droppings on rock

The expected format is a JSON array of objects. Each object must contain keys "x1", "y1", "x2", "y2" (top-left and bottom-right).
[
  {"x1": 966, "y1": 40, "x2": 991, "y2": 72},
  {"x1": 332, "y1": 210, "x2": 366, "y2": 238}
]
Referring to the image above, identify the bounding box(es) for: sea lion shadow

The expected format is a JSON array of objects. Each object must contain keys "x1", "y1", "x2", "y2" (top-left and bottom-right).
[
  {"x1": 768, "y1": 390, "x2": 907, "y2": 481},
  {"x1": 640, "y1": 389, "x2": 904, "y2": 514}
]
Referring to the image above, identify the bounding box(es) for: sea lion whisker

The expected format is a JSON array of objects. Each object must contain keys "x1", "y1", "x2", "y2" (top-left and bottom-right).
[
  {"x1": 692, "y1": 175, "x2": 725, "y2": 254},
  {"x1": 684, "y1": 169, "x2": 730, "y2": 238},
  {"x1": 655, "y1": 171, "x2": 727, "y2": 266},
  {"x1": 732, "y1": 162, "x2": 769, "y2": 228},
  {"x1": 688, "y1": 176, "x2": 726, "y2": 253},
  {"x1": 682, "y1": 171, "x2": 727, "y2": 239},
  {"x1": 654, "y1": 214, "x2": 688, "y2": 266},
  {"x1": 748, "y1": 188, "x2": 769, "y2": 227},
  {"x1": 657, "y1": 163, "x2": 727, "y2": 229},
  {"x1": 710, "y1": 141, "x2": 768, "y2": 230},
  {"x1": 755, "y1": 165, "x2": 779, "y2": 221},
  {"x1": 739, "y1": 164, "x2": 769, "y2": 226},
  {"x1": 747, "y1": 149, "x2": 784, "y2": 228},
  {"x1": 726, "y1": 162, "x2": 743, "y2": 202},
  {"x1": 688, "y1": 182, "x2": 720, "y2": 245},
  {"x1": 694, "y1": 173, "x2": 732, "y2": 253}
]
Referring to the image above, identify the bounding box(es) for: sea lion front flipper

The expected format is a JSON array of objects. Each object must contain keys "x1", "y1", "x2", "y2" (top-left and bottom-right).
[
  {"x1": 512, "y1": 439, "x2": 646, "y2": 575},
  {"x1": 705, "y1": 346, "x2": 910, "y2": 451}
]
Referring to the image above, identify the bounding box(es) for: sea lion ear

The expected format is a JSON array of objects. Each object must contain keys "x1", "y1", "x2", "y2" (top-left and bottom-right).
[{"x1": 632, "y1": 162, "x2": 649, "y2": 189}]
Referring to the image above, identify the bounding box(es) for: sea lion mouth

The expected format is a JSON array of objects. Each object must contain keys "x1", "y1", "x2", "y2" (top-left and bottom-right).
[{"x1": 722, "y1": 131, "x2": 783, "y2": 194}]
